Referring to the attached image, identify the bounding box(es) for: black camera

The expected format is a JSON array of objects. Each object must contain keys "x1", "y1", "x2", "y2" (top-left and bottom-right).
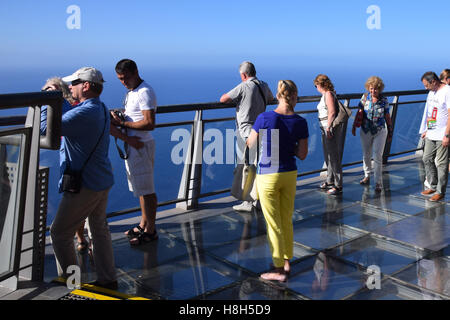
[
  {"x1": 112, "y1": 109, "x2": 126, "y2": 122},
  {"x1": 62, "y1": 169, "x2": 82, "y2": 193}
]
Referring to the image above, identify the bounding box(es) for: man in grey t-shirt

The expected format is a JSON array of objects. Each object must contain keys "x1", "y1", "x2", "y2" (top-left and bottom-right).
[{"x1": 220, "y1": 61, "x2": 273, "y2": 212}]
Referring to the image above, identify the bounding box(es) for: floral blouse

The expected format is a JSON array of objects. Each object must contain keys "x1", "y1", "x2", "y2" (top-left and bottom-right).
[{"x1": 358, "y1": 93, "x2": 389, "y2": 135}]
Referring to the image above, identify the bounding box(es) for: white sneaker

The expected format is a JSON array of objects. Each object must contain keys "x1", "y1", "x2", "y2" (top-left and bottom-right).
[{"x1": 232, "y1": 201, "x2": 253, "y2": 212}]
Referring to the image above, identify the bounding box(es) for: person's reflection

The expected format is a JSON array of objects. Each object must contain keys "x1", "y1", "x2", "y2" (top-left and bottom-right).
[
  {"x1": 321, "y1": 195, "x2": 344, "y2": 250},
  {"x1": 311, "y1": 252, "x2": 330, "y2": 296},
  {"x1": 0, "y1": 144, "x2": 11, "y2": 239},
  {"x1": 237, "y1": 210, "x2": 266, "y2": 253},
  {"x1": 417, "y1": 251, "x2": 450, "y2": 299},
  {"x1": 416, "y1": 202, "x2": 450, "y2": 299},
  {"x1": 239, "y1": 278, "x2": 284, "y2": 300},
  {"x1": 132, "y1": 238, "x2": 165, "y2": 298}
]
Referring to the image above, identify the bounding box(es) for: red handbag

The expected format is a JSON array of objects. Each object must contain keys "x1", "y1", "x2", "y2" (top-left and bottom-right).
[{"x1": 353, "y1": 109, "x2": 363, "y2": 128}]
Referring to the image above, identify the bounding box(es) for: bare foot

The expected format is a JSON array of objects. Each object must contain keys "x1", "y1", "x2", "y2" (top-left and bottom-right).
[
  {"x1": 260, "y1": 271, "x2": 287, "y2": 282},
  {"x1": 260, "y1": 267, "x2": 287, "y2": 282}
]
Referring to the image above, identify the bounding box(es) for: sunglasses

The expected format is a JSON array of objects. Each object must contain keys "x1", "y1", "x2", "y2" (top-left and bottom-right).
[{"x1": 71, "y1": 79, "x2": 86, "y2": 86}]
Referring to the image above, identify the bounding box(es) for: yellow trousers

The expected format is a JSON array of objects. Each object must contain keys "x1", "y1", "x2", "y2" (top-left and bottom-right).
[{"x1": 256, "y1": 170, "x2": 297, "y2": 268}]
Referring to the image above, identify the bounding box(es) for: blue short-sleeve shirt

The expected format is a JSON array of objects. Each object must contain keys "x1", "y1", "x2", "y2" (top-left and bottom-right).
[
  {"x1": 252, "y1": 111, "x2": 309, "y2": 175},
  {"x1": 59, "y1": 97, "x2": 114, "y2": 192}
]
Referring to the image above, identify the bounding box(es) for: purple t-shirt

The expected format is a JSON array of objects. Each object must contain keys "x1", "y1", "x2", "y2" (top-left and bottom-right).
[{"x1": 252, "y1": 111, "x2": 309, "y2": 174}]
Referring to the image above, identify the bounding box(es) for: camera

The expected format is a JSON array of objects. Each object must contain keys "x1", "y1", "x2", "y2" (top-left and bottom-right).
[{"x1": 111, "y1": 109, "x2": 126, "y2": 122}]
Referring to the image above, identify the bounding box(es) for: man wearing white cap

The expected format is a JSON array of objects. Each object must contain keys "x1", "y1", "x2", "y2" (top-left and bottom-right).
[{"x1": 49, "y1": 67, "x2": 117, "y2": 289}]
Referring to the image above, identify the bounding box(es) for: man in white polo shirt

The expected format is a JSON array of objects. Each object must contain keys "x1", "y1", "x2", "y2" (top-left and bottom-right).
[
  {"x1": 419, "y1": 71, "x2": 450, "y2": 202},
  {"x1": 110, "y1": 59, "x2": 158, "y2": 244}
]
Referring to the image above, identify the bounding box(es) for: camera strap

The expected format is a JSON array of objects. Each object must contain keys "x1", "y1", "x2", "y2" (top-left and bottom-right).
[{"x1": 115, "y1": 135, "x2": 129, "y2": 159}]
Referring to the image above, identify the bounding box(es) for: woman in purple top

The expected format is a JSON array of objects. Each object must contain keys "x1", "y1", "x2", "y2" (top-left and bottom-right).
[{"x1": 247, "y1": 80, "x2": 309, "y2": 282}]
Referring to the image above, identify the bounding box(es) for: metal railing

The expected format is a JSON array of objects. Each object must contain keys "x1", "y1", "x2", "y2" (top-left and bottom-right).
[
  {"x1": 0, "y1": 90, "x2": 428, "y2": 220},
  {"x1": 106, "y1": 89, "x2": 428, "y2": 216},
  {"x1": 0, "y1": 91, "x2": 61, "y2": 288}
]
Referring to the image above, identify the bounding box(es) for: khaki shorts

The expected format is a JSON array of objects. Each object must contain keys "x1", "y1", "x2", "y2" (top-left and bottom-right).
[{"x1": 125, "y1": 139, "x2": 155, "y2": 197}]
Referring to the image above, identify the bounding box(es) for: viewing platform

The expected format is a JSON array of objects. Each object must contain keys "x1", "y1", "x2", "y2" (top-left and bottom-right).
[
  {"x1": 18, "y1": 153, "x2": 450, "y2": 300},
  {"x1": 1, "y1": 89, "x2": 449, "y2": 300}
]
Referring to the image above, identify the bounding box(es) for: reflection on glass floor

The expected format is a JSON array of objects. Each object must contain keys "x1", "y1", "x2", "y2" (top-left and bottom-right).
[{"x1": 44, "y1": 156, "x2": 450, "y2": 300}]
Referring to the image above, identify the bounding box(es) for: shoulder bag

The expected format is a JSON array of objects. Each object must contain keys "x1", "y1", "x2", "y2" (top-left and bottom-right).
[
  {"x1": 231, "y1": 146, "x2": 258, "y2": 201},
  {"x1": 327, "y1": 92, "x2": 352, "y2": 128}
]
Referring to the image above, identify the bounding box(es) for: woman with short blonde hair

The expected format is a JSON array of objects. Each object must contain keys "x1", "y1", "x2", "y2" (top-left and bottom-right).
[{"x1": 352, "y1": 76, "x2": 393, "y2": 192}]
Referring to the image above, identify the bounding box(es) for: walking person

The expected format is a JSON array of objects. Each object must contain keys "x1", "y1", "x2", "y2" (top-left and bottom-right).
[
  {"x1": 419, "y1": 71, "x2": 450, "y2": 202},
  {"x1": 220, "y1": 61, "x2": 273, "y2": 212},
  {"x1": 110, "y1": 59, "x2": 158, "y2": 245},
  {"x1": 247, "y1": 80, "x2": 308, "y2": 281},
  {"x1": 314, "y1": 74, "x2": 346, "y2": 195},
  {"x1": 352, "y1": 76, "x2": 393, "y2": 192},
  {"x1": 49, "y1": 67, "x2": 117, "y2": 289}
]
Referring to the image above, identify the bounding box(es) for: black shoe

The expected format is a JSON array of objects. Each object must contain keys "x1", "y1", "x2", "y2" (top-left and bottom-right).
[{"x1": 89, "y1": 280, "x2": 118, "y2": 290}]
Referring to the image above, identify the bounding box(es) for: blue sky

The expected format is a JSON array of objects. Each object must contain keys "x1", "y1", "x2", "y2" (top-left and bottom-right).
[
  {"x1": 1, "y1": 0, "x2": 449, "y2": 70},
  {"x1": 0, "y1": 0, "x2": 449, "y2": 101}
]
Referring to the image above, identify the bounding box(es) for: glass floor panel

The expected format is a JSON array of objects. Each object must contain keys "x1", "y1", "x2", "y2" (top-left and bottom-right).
[
  {"x1": 329, "y1": 235, "x2": 426, "y2": 275},
  {"x1": 206, "y1": 234, "x2": 315, "y2": 275},
  {"x1": 204, "y1": 278, "x2": 304, "y2": 300},
  {"x1": 292, "y1": 215, "x2": 366, "y2": 250},
  {"x1": 41, "y1": 155, "x2": 450, "y2": 300},
  {"x1": 348, "y1": 278, "x2": 445, "y2": 300},
  {"x1": 390, "y1": 255, "x2": 450, "y2": 299},
  {"x1": 375, "y1": 212, "x2": 450, "y2": 251},
  {"x1": 285, "y1": 253, "x2": 368, "y2": 300},
  {"x1": 328, "y1": 203, "x2": 407, "y2": 233},
  {"x1": 128, "y1": 254, "x2": 249, "y2": 300}
]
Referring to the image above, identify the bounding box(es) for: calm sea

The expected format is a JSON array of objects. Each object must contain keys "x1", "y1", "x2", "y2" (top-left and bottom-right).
[{"x1": 0, "y1": 66, "x2": 427, "y2": 224}]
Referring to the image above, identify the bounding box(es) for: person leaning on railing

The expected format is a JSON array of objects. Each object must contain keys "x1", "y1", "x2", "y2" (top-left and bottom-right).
[
  {"x1": 314, "y1": 74, "x2": 346, "y2": 195},
  {"x1": 246, "y1": 80, "x2": 308, "y2": 282},
  {"x1": 40, "y1": 77, "x2": 90, "y2": 254},
  {"x1": 351, "y1": 76, "x2": 393, "y2": 193}
]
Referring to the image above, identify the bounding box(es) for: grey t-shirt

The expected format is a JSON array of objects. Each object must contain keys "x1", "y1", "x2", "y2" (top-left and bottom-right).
[{"x1": 227, "y1": 77, "x2": 272, "y2": 138}]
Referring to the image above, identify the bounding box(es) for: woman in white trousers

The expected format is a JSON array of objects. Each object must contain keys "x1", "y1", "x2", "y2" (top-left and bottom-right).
[{"x1": 352, "y1": 76, "x2": 393, "y2": 192}]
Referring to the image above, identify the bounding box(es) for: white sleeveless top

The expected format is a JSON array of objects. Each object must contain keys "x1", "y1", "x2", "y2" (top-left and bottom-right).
[{"x1": 317, "y1": 94, "x2": 328, "y2": 128}]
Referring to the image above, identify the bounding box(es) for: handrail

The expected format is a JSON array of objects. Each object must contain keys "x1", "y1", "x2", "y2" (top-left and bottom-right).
[{"x1": 0, "y1": 89, "x2": 429, "y2": 220}]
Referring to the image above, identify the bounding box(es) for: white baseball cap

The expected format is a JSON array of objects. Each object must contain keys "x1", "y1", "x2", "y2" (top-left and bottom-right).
[{"x1": 62, "y1": 67, "x2": 105, "y2": 85}]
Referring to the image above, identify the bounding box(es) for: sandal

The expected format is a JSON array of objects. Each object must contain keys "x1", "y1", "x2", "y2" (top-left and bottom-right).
[
  {"x1": 327, "y1": 186, "x2": 342, "y2": 195},
  {"x1": 320, "y1": 182, "x2": 334, "y2": 190},
  {"x1": 359, "y1": 176, "x2": 370, "y2": 185},
  {"x1": 125, "y1": 225, "x2": 144, "y2": 238},
  {"x1": 129, "y1": 230, "x2": 158, "y2": 246}
]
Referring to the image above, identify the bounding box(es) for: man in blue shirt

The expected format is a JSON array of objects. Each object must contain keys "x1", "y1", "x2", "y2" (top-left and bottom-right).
[{"x1": 49, "y1": 67, "x2": 117, "y2": 289}]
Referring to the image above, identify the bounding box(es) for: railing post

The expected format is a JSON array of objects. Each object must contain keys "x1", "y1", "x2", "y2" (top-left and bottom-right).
[
  {"x1": 383, "y1": 95, "x2": 399, "y2": 164},
  {"x1": 176, "y1": 110, "x2": 203, "y2": 210}
]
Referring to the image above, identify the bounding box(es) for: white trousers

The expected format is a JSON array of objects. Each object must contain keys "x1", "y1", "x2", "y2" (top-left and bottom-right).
[{"x1": 360, "y1": 128, "x2": 387, "y2": 185}]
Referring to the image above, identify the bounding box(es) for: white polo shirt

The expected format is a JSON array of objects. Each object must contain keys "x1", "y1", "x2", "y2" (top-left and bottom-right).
[
  {"x1": 124, "y1": 81, "x2": 157, "y2": 142},
  {"x1": 420, "y1": 85, "x2": 450, "y2": 141}
]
